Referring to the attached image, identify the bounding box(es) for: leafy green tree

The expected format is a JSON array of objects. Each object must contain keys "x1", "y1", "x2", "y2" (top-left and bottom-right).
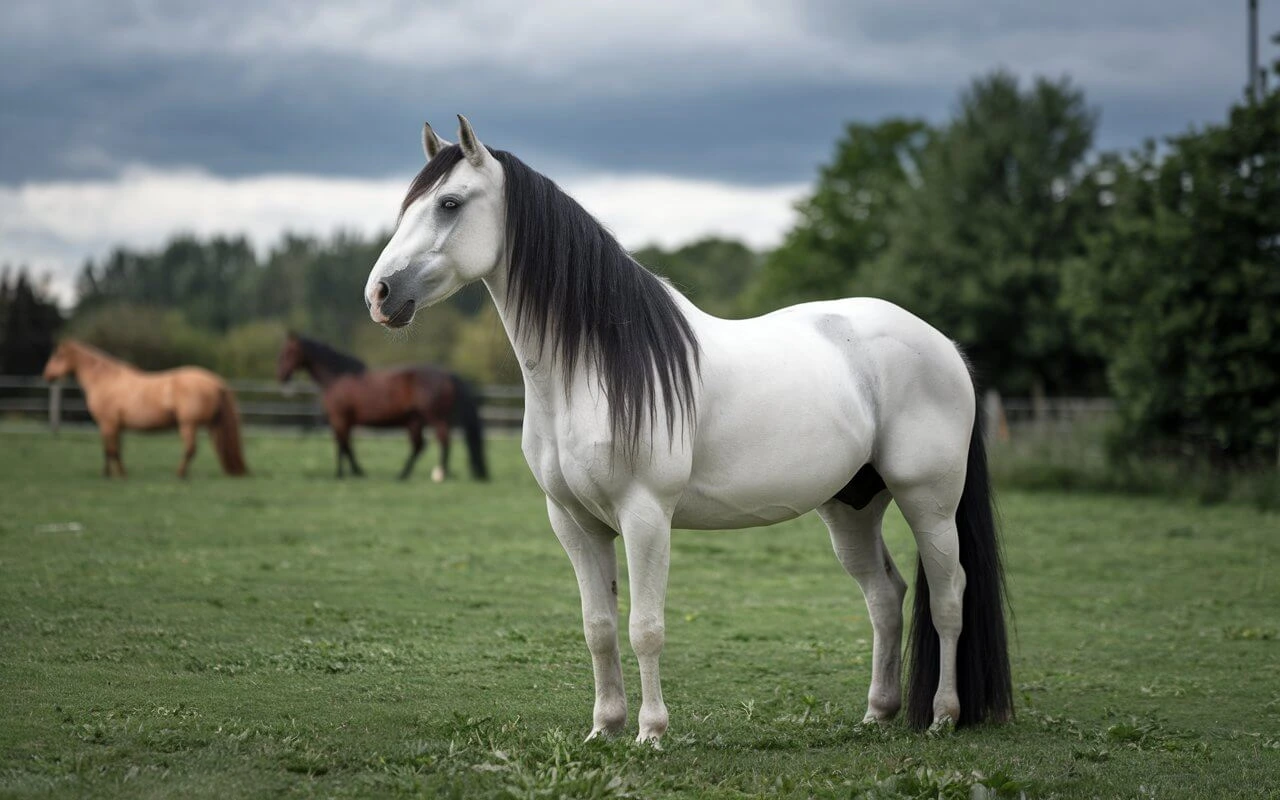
[
  {"x1": 69, "y1": 303, "x2": 216, "y2": 370},
  {"x1": 217, "y1": 320, "x2": 291, "y2": 379},
  {"x1": 745, "y1": 119, "x2": 930, "y2": 313},
  {"x1": 633, "y1": 237, "x2": 762, "y2": 318},
  {"x1": 76, "y1": 236, "x2": 257, "y2": 333},
  {"x1": 0, "y1": 269, "x2": 63, "y2": 374},
  {"x1": 352, "y1": 302, "x2": 464, "y2": 368},
  {"x1": 1064, "y1": 91, "x2": 1280, "y2": 465},
  {"x1": 864, "y1": 71, "x2": 1105, "y2": 395},
  {"x1": 449, "y1": 305, "x2": 518, "y2": 384}
]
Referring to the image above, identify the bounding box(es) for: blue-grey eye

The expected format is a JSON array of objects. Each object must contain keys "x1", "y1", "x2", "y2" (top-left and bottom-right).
[{"x1": 440, "y1": 196, "x2": 461, "y2": 210}]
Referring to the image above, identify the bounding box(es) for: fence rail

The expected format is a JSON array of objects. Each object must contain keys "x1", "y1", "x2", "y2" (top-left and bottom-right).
[
  {"x1": 0, "y1": 375, "x2": 526, "y2": 432},
  {"x1": 1, "y1": 375, "x2": 1114, "y2": 440}
]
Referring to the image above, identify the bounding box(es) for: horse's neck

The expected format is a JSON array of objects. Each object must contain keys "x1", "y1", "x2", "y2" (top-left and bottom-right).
[
  {"x1": 479, "y1": 265, "x2": 704, "y2": 411},
  {"x1": 72, "y1": 347, "x2": 128, "y2": 389},
  {"x1": 482, "y1": 269, "x2": 543, "y2": 392},
  {"x1": 303, "y1": 360, "x2": 342, "y2": 388}
]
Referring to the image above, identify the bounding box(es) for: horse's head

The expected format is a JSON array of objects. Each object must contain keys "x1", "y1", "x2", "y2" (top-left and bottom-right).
[
  {"x1": 276, "y1": 333, "x2": 303, "y2": 383},
  {"x1": 365, "y1": 116, "x2": 506, "y2": 328},
  {"x1": 42, "y1": 341, "x2": 75, "y2": 382}
]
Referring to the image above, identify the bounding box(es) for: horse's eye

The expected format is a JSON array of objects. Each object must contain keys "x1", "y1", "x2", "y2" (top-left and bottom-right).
[{"x1": 440, "y1": 197, "x2": 461, "y2": 210}]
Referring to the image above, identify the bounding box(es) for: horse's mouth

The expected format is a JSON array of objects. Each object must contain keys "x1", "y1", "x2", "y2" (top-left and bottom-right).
[{"x1": 384, "y1": 300, "x2": 416, "y2": 329}]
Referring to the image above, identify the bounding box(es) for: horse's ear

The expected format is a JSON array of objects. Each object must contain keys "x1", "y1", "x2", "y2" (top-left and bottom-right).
[
  {"x1": 457, "y1": 114, "x2": 488, "y2": 168},
  {"x1": 422, "y1": 122, "x2": 451, "y2": 161}
]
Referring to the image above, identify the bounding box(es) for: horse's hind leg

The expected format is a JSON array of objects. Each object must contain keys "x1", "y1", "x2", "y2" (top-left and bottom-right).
[
  {"x1": 430, "y1": 419, "x2": 450, "y2": 483},
  {"x1": 886, "y1": 473, "x2": 966, "y2": 728},
  {"x1": 177, "y1": 421, "x2": 197, "y2": 478},
  {"x1": 818, "y1": 494, "x2": 906, "y2": 722},
  {"x1": 399, "y1": 419, "x2": 425, "y2": 480}
]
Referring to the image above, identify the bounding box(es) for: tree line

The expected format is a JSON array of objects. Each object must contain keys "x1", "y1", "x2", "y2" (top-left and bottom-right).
[{"x1": 2, "y1": 66, "x2": 1276, "y2": 466}]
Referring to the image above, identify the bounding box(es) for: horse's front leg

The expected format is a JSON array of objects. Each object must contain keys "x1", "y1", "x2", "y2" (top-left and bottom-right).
[
  {"x1": 547, "y1": 499, "x2": 627, "y2": 738},
  {"x1": 177, "y1": 421, "x2": 197, "y2": 478},
  {"x1": 399, "y1": 419, "x2": 425, "y2": 480},
  {"x1": 100, "y1": 425, "x2": 124, "y2": 478},
  {"x1": 620, "y1": 507, "x2": 672, "y2": 744}
]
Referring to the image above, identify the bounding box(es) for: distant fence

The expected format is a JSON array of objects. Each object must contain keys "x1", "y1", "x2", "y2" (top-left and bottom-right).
[
  {"x1": 984, "y1": 390, "x2": 1114, "y2": 442},
  {"x1": 2, "y1": 375, "x2": 1112, "y2": 440},
  {"x1": 0, "y1": 375, "x2": 525, "y2": 433}
]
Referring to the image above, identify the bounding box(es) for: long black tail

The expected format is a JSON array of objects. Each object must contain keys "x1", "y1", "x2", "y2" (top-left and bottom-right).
[
  {"x1": 905, "y1": 391, "x2": 1013, "y2": 728},
  {"x1": 451, "y1": 374, "x2": 489, "y2": 481}
]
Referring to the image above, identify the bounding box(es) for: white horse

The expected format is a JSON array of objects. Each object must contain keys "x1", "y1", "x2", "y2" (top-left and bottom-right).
[{"x1": 365, "y1": 117, "x2": 1013, "y2": 743}]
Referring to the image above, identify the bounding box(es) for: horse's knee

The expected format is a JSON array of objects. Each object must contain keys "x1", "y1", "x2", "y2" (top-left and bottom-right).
[
  {"x1": 629, "y1": 616, "x2": 665, "y2": 657},
  {"x1": 584, "y1": 614, "x2": 618, "y2": 655}
]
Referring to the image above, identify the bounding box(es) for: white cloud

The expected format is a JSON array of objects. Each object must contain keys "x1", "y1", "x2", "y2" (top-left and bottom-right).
[{"x1": 0, "y1": 165, "x2": 806, "y2": 303}]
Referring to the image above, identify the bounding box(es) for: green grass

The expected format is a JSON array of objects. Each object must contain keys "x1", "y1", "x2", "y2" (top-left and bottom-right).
[
  {"x1": 989, "y1": 421, "x2": 1280, "y2": 511},
  {"x1": 1, "y1": 429, "x2": 1277, "y2": 798}
]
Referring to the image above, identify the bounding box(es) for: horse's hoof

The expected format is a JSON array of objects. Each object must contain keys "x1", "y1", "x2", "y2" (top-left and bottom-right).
[
  {"x1": 927, "y1": 716, "x2": 956, "y2": 737},
  {"x1": 863, "y1": 694, "x2": 901, "y2": 723},
  {"x1": 431, "y1": 466, "x2": 445, "y2": 483},
  {"x1": 585, "y1": 726, "x2": 621, "y2": 742}
]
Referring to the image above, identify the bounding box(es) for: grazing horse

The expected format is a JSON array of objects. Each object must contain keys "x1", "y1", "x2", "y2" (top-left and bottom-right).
[
  {"x1": 275, "y1": 333, "x2": 487, "y2": 481},
  {"x1": 41, "y1": 340, "x2": 247, "y2": 478},
  {"x1": 363, "y1": 118, "x2": 1012, "y2": 742}
]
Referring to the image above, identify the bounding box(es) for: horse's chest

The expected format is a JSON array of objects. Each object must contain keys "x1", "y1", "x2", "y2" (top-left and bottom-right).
[{"x1": 522, "y1": 425, "x2": 620, "y2": 529}]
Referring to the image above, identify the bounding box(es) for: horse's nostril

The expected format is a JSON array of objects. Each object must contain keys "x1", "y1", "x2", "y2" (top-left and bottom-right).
[{"x1": 374, "y1": 281, "x2": 390, "y2": 303}]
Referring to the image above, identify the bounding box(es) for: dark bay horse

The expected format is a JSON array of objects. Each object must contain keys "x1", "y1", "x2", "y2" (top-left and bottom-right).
[{"x1": 276, "y1": 333, "x2": 487, "y2": 481}]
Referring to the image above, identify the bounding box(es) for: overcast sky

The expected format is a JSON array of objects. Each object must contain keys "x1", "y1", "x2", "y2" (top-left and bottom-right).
[{"x1": 1, "y1": 0, "x2": 1273, "y2": 299}]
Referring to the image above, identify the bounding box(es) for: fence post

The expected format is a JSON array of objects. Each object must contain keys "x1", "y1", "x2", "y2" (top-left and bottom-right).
[
  {"x1": 49, "y1": 382, "x2": 62, "y2": 434},
  {"x1": 983, "y1": 389, "x2": 1009, "y2": 445}
]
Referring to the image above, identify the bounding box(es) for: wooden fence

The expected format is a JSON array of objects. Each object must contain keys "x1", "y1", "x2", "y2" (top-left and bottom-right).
[
  {"x1": 0, "y1": 376, "x2": 525, "y2": 433},
  {"x1": 985, "y1": 390, "x2": 1114, "y2": 441},
  {"x1": 0, "y1": 376, "x2": 1115, "y2": 440}
]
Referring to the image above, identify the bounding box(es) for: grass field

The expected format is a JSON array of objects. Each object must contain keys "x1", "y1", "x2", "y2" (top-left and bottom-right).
[{"x1": 1, "y1": 429, "x2": 1277, "y2": 798}]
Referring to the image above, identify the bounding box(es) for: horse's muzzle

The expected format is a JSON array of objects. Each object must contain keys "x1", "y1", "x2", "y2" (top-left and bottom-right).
[
  {"x1": 368, "y1": 279, "x2": 414, "y2": 328},
  {"x1": 384, "y1": 299, "x2": 416, "y2": 329}
]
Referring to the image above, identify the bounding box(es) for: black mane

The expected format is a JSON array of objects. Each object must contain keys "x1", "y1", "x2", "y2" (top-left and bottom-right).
[
  {"x1": 298, "y1": 335, "x2": 366, "y2": 375},
  {"x1": 402, "y1": 144, "x2": 700, "y2": 452}
]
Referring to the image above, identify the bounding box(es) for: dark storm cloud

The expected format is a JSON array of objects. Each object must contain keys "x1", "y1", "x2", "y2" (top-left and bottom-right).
[{"x1": 0, "y1": 0, "x2": 1274, "y2": 185}]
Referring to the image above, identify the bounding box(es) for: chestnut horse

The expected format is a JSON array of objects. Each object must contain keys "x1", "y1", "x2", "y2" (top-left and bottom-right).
[
  {"x1": 42, "y1": 340, "x2": 247, "y2": 478},
  {"x1": 276, "y1": 333, "x2": 488, "y2": 481}
]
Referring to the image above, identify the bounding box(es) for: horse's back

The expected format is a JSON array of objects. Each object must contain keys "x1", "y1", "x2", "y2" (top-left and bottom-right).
[
  {"x1": 671, "y1": 297, "x2": 971, "y2": 529},
  {"x1": 97, "y1": 366, "x2": 226, "y2": 429},
  {"x1": 326, "y1": 367, "x2": 446, "y2": 426}
]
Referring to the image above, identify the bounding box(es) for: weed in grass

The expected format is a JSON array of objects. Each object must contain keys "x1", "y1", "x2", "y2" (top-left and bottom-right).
[{"x1": 1222, "y1": 625, "x2": 1277, "y2": 641}]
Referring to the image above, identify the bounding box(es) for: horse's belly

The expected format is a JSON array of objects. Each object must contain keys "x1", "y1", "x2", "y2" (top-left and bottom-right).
[
  {"x1": 122, "y1": 409, "x2": 175, "y2": 430},
  {"x1": 671, "y1": 368, "x2": 872, "y2": 530},
  {"x1": 673, "y1": 442, "x2": 864, "y2": 530},
  {"x1": 120, "y1": 395, "x2": 175, "y2": 428},
  {"x1": 671, "y1": 491, "x2": 809, "y2": 529}
]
